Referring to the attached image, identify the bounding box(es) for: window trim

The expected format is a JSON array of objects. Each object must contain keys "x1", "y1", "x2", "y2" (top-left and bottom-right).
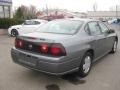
[
  {"x1": 84, "y1": 23, "x2": 91, "y2": 35},
  {"x1": 98, "y1": 21, "x2": 110, "y2": 34},
  {"x1": 84, "y1": 21, "x2": 102, "y2": 36}
]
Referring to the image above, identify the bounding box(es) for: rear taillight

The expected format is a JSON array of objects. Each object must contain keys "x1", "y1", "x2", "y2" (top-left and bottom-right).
[
  {"x1": 50, "y1": 44, "x2": 66, "y2": 56},
  {"x1": 39, "y1": 43, "x2": 66, "y2": 56},
  {"x1": 14, "y1": 38, "x2": 66, "y2": 57},
  {"x1": 15, "y1": 38, "x2": 24, "y2": 48},
  {"x1": 40, "y1": 43, "x2": 49, "y2": 53}
]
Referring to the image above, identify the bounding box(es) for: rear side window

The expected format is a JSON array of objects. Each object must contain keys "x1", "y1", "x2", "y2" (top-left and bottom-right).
[
  {"x1": 34, "y1": 21, "x2": 41, "y2": 25},
  {"x1": 98, "y1": 22, "x2": 109, "y2": 33},
  {"x1": 88, "y1": 22, "x2": 101, "y2": 35}
]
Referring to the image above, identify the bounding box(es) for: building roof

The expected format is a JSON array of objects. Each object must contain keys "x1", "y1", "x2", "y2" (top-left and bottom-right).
[
  {"x1": 0, "y1": 0, "x2": 12, "y2": 3},
  {"x1": 87, "y1": 11, "x2": 120, "y2": 17}
]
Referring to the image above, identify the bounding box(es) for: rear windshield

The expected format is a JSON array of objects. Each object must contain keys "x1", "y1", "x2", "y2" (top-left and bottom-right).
[{"x1": 37, "y1": 20, "x2": 83, "y2": 34}]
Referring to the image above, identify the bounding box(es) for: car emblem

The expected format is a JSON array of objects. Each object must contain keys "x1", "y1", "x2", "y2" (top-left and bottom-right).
[{"x1": 28, "y1": 44, "x2": 33, "y2": 50}]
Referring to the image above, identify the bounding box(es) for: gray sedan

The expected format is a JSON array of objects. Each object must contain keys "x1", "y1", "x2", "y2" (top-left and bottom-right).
[{"x1": 11, "y1": 18, "x2": 118, "y2": 77}]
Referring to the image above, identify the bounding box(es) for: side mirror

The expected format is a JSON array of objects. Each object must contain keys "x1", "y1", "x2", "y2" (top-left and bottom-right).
[{"x1": 107, "y1": 29, "x2": 115, "y2": 34}]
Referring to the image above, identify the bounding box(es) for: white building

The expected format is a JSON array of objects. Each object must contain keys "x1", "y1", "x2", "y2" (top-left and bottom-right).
[
  {"x1": 87, "y1": 11, "x2": 120, "y2": 20},
  {"x1": 0, "y1": 0, "x2": 12, "y2": 18}
]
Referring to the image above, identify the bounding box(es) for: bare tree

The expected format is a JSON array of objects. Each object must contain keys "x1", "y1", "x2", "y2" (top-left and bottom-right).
[
  {"x1": 20, "y1": 5, "x2": 29, "y2": 19},
  {"x1": 28, "y1": 5, "x2": 37, "y2": 19},
  {"x1": 14, "y1": 5, "x2": 37, "y2": 19}
]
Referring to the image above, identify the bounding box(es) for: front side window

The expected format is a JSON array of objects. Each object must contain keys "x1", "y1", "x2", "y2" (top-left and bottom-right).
[
  {"x1": 88, "y1": 22, "x2": 101, "y2": 35},
  {"x1": 98, "y1": 22, "x2": 109, "y2": 33},
  {"x1": 37, "y1": 20, "x2": 83, "y2": 34},
  {"x1": 23, "y1": 21, "x2": 41, "y2": 25},
  {"x1": 23, "y1": 21, "x2": 35, "y2": 25}
]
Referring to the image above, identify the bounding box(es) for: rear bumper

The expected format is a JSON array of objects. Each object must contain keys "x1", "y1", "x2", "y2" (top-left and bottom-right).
[{"x1": 11, "y1": 47, "x2": 79, "y2": 75}]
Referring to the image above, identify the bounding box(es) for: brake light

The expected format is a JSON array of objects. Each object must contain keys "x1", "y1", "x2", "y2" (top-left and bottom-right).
[
  {"x1": 39, "y1": 43, "x2": 66, "y2": 56},
  {"x1": 51, "y1": 44, "x2": 66, "y2": 56},
  {"x1": 15, "y1": 38, "x2": 24, "y2": 48},
  {"x1": 40, "y1": 43, "x2": 49, "y2": 53}
]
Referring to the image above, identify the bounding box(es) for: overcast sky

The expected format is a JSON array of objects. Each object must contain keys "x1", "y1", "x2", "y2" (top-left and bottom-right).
[{"x1": 12, "y1": 0, "x2": 119, "y2": 12}]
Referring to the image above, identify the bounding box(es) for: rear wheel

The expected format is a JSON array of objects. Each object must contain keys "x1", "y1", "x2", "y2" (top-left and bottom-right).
[
  {"x1": 111, "y1": 40, "x2": 117, "y2": 53},
  {"x1": 78, "y1": 52, "x2": 93, "y2": 77},
  {"x1": 11, "y1": 29, "x2": 18, "y2": 37}
]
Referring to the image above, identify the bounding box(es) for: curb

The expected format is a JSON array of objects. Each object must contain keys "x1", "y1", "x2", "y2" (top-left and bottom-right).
[{"x1": 0, "y1": 29, "x2": 8, "y2": 35}]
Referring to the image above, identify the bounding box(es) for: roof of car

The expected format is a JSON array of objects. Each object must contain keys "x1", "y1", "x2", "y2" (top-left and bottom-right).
[
  {"x1": 55, "y1": 18, "x2": 100, "y2": 22},
  {"x1": 71, "y1": 18, "x2": 99, "y2": 22}
]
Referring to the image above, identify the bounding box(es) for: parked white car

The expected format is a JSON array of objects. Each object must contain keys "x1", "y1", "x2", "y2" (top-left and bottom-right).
[{"x1": 8, "y1": 19, "x2": 48, "y2": 36}]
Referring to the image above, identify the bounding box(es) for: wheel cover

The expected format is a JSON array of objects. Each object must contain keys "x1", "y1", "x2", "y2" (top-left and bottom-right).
[
  {"x1": 83, "y1": 56, "x2": 91, "y2": 73},
  {"x1": 11, "y1": 30, "x2": 17, "y2": 36},
  {"x1": 13, "y1": 31, "x2": 16, "y2": 35}
]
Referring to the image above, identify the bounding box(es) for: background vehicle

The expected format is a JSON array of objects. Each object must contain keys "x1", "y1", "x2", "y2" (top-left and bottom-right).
[
  {"x1": 11, "y1": 19, "x2": 118, "y2": 77},
  {"x1": 108, "y1": 18, "x2": 120, "y2": 24},
  {"x1": 8, "y1": 19, "x2": 48, "y2": 36}
]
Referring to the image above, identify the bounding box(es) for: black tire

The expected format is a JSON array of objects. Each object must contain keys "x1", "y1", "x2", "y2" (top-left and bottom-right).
[
  {"x1": 110, "y1": 40, "x2": 118, "y2": 53},
  {"x1": 78, "y1": 52, "x2": 93, "y2": 77},
  {"x1": 11, "y1": 29, "x2": 19, "y2": 37}
]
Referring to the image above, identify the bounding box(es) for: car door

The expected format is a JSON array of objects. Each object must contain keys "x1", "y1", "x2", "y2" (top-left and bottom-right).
[
  {"x1": 20, "y1": 20, "x2": 40, "y2": 34},
  {"x1": 31, "y1": 21, "x2": 42, "y2": 30},
  {"x1": 87, "y1": 21, "x2": 107, "y2": 59},
  {"x1": 98, "y1": 22, "x2": 115, "y2": 52},
  {"x1": 20, "y1": 20, "x2": 34, "y2": 33}
]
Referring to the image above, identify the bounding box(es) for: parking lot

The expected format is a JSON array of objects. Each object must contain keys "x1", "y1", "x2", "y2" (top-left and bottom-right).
[{"x1": 0, "y1": 24, "x2": 120, "y2": 90}]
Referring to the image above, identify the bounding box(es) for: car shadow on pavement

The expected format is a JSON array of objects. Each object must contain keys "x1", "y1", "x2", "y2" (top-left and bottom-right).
[
  {"x1": 45, "y1": 73, "x2": 86, "y2": 90},
  {"x1": 23, "y1": 69, "x2": 86, "y2": 90},
  {"x1": 61, "y1": 73, "x2": 86, "y2": 85},
  {"x1": 46, "y1": 84, "x2": 60, "y2": 90},
  {"x1": 26, "y1": 69, "x2": 86, "y2": 85}
]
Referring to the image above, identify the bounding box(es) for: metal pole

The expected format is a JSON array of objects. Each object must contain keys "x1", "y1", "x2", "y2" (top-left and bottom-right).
[
  {"x1": 3, "y1": 5, "x2": 5, "y2": 18},
  {"x1": 46, "y1": 4, "x2": 48, "y2": 17},
  {"x1": 115, "y1": 5, "x2": 120, "y2": 32},
  {"x1": 45, "y1": 0, "x2": 48, "y2": 18},
  {"x1": 116, "y1": 5, "x2": 118, "y2": 18}
]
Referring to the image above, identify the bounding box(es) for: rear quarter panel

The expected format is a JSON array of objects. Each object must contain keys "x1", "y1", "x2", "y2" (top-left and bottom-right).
[{"x1": 57, "y1": 29, "x2": 95, "y2": 67}]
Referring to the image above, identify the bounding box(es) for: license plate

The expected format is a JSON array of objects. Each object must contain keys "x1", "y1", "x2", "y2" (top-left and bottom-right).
[{"x1": 18, "y1": 53, "x2": 37, "y2": 66}]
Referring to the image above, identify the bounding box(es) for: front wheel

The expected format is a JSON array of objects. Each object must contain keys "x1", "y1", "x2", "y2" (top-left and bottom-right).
[
  {"x1": 111, "y1": 40, "x2": 118, "y2": 53},
  {"x1": 11, "y1": 29, "x2": 19, "y2": 37},
  {"x1": 78, "y1": 52, "x2": 93, "y2": 77}
]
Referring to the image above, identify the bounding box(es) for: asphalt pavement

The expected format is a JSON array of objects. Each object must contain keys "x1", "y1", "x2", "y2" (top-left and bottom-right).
[{"x1": 0, "y1": 25, "x2": 120, "y2": 90}]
